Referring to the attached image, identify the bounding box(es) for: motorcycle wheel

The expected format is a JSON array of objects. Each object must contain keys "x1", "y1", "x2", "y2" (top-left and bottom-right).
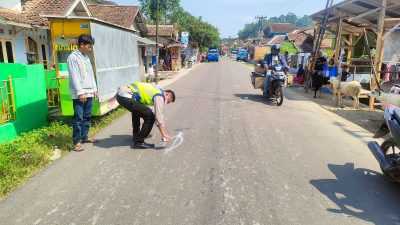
[
  {"x1": 275, "y1": 87, "x2": 284, "y2": 106},
  {"x1": 381, "y1": 138, "x2": 400, "y2": 181}
]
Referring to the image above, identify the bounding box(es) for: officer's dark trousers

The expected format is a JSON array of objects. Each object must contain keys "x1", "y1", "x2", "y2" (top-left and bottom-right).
[{"x1": 116, "y1": 95, "x2": 155, "y2": 143}]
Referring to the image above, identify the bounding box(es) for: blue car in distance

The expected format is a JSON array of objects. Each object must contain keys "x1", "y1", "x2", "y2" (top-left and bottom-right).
[
  {"x1": 207, "y1": 48, "x2": 220, "y2": 62},
  {"x1": 236, "y1": 49, "x2": 249, "y2": 62}
]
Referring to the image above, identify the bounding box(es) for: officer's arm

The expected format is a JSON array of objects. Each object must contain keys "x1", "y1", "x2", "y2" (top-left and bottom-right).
[{"x1": 154, "y1": 96, "x2": 171, "y2": 141}]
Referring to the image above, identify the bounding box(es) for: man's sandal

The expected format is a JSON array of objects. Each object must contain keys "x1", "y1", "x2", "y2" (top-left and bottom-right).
[{"x1": 73, "y1": 143, "x2": 84, "y2": 152}]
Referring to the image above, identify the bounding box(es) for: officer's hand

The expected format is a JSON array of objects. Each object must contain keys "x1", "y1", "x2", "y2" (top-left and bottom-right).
[{"x1": 162, "y1": 135, "x2": 172, "y2": 142}]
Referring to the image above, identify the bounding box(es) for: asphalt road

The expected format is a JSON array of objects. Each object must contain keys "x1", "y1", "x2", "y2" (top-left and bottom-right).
[{"x1": 1, "y1": 58, "x2": 400, "y2": 225}]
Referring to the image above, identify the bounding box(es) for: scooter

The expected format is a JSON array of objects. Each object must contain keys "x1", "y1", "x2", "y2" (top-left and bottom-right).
[
  {"x1": 250, "y1": 62, "x2": 286, "y2": 106},
  {"x1": 368, "y1": 104, "x2": 400, "y2": 182}
]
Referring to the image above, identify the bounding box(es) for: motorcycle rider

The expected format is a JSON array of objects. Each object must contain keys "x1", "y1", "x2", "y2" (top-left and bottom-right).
[{"x1": 263, "y1": 44, "x2": 288, "y2": 98}]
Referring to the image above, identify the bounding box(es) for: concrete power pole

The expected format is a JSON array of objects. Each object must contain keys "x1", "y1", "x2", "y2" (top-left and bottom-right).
[{"x1": 155, "y1": 0, "x2": 159, "y2": 84}]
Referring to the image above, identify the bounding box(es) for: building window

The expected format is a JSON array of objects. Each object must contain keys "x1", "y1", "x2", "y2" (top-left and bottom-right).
[
  {"x1": 0, "y1": 42, "x2": 4, "y2": 63},
  {"x1": 41, "y1": 44, "x2": 47, "y2": 69},
  {"x1": 27, "y1": 37, "x2": 38, "y2": 64},
  {"x1": 5, "y1": 41, "x2": 14, "y2": 63},
  {"x1": 0, "y1": 40, "x2": 15, "y2": 63}
]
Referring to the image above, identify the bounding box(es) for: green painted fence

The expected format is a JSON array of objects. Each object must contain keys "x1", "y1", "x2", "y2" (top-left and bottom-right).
[{"x1": 0, "y1": 64, "x2": 48, "y2": 143}]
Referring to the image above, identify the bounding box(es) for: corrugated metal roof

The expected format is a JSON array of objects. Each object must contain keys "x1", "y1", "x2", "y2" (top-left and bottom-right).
[{"x1": 312, "y1": 0, "x2": 400, "y2": 31}]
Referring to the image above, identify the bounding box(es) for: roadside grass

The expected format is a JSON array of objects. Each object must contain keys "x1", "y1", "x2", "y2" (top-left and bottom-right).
[{"x1": 0, "y1": 107, "x2": 127, "y2": 198}]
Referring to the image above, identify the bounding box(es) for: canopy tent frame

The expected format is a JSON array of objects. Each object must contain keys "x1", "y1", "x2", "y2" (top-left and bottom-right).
[{"x1": 310, "y1": 0, "x2": 400, "y2": 109}]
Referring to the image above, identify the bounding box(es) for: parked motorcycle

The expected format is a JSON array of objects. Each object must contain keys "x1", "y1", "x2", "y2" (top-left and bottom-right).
[{"x1": 368, "y1": 105, "x2": 400, "y2": 182}]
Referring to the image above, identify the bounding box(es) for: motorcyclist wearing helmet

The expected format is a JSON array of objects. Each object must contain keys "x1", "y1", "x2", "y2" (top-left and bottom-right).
[{"x1": 263, "y1": 45, "x2": 288, "y2": 98}]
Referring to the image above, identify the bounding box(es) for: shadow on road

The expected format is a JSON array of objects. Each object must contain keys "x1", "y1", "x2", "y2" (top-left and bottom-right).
[
  {"x1": 332, "y1": 121, "x2": 374, "y2": 144},
  {"x1": 94, "y1": 135, "x2": 132, "y2": 149},
  {"x1": 285, "y1": 87, "x2": 384, "y2": 134},
  {"x1": 234, "y1": 93, "x2": 275, "y2": 106},
  {"x1": 310, "y1": 163, "x2": 400, "y2": 225}
]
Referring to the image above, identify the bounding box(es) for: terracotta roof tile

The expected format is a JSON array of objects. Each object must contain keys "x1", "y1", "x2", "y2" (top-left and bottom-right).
[
  {"x1": 287, "y1": 30, "x2": 313, "y2": 52},
  {"x1": 22, "y1": 0, "x2": 76, "y2": 26},
  {"x1": 0, "y1": 7, "x2": 28, "y2": 24},
  {"x1": 268, "y1": 35, "x2": 287, "y2": 45},
  {"x1": 146, "y1": 24, "x2": 175, "y2": 37},
  {"x1": 88, "y1": 4, "x2": 138, "y2": 29}
]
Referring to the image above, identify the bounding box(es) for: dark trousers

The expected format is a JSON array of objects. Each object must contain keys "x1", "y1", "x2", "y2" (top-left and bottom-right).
[
  {"x1": 72, "y1": 97, "x2": 93, "y2": 145},
  {"x1": 116, "y1": 95, "x2": 155, "y2": 143}
]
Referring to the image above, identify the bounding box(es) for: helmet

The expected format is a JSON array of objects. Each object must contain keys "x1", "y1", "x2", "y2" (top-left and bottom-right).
[{"x1": 271, "y1": 44, "x2": 280, "y2": 55}]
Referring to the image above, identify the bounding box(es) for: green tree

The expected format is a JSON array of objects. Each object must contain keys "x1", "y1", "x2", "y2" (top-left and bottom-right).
[
  {"x1": 296, "y1": 15, "x2": 313, "y2": 27},
  {"x1": 139, "y1": 0, "x2": 180, "y2": 23},
  {"x1": 170, "y1": 7, "x2": 220, "y2": 51},
  {"x1": 238, "y1": 23, "x2": 258, "y2": 39},
  {"x1": 237, "y1": 13, "x2": 312, "y2": 39}
]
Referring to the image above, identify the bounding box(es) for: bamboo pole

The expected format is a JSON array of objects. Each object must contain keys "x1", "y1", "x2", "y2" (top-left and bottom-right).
[
  {"x1": 370, "y1": 0, "x2": 387, "y2": 110},
  {"x1": 347, "y1": 34, "x2": 353, "y2": 63},
  {"x1": 7, "y1": 76, "x2": 16, "y2": 120},
  {"x1": 334, "y1": 17, "x2": 343, "y2": 66}
]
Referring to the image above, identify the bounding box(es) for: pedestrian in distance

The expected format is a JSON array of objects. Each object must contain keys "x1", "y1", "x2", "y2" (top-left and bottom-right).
[
  {"x1": 116, "y1": 81, "x2": 176, "y2": 149},
  {"x1": 67, "y1": 34, "x2": 97, "y2": 152}
]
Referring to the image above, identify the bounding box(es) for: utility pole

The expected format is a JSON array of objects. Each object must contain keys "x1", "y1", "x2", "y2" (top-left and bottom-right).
[
  {"x1": 155, "y1": 0, "x2": 159, "y2": 84},
  {"x1": 255, "y1": 16, "x2": 267, "y2": 39}
]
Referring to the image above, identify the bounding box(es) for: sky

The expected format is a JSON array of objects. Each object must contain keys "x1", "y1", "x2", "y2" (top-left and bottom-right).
[{"x1": 114, "y1": 0, "x2": 332, "y2": 38}]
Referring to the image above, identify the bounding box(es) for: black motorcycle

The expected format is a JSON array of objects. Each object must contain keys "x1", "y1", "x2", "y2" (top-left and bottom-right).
[
  {"x1": 265, "y1": 64, "x2": 286, "y2": 106},
  {"x1": 368, "y1": 105, "x2": 400, "y2": 181},
  {"x1": 251, "y1": 63, "x2": 286, "y2": 106}
]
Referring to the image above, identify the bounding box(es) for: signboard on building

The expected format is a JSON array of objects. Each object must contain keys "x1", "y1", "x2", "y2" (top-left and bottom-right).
[
  {"x1": 181, "y1": 32, "x2": 189, "y2": 48},
  {"x1": 55, "y1": 37, "x2": 78, "y2": 63}
]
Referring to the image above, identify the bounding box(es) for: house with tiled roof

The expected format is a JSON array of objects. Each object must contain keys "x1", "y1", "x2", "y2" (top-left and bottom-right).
[
  {"x1": 146, "y1": 24, "x2": 179, "y2": 46},
  {"x1": 145, "y1": 24, "x2": 182, "y2": 71},
  {"x1": 0, "y1": 0, "x2": 150, "y2": 66},
  {"x1": 87, "y1": 4, "x2": 148, "y2": 35},
  {"x1": 0, "y1": 0, "x2": 93, "y2": 65},
  {"x1": 264, "y1": 23, "x2": 296, "y2": 38}
]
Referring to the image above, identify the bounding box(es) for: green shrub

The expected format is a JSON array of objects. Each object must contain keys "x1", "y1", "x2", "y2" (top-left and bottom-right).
[{"x1": 0, "y1": 107, "x2": 126, "y2": 197}]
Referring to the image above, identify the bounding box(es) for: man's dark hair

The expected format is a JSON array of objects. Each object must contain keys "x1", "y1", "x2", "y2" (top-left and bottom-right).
[
  {"x1": 165, "y1": 90, "x2": 175, "y2": 102},
  {"x1": 78, "y1": 34, "x2": 95, "y2": 46}
]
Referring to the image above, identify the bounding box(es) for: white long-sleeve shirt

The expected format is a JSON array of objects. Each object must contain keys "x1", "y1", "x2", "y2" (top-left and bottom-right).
[{"x1": 67, "y1": 50, "x2": 97, "y2": 99}]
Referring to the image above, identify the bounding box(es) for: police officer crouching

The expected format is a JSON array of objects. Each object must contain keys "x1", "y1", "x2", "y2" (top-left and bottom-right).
[{"x1": 116, "y1": 82, "x2": 176, "y2": 149}]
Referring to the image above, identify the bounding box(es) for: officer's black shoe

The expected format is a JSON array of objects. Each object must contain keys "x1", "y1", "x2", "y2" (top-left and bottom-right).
[{"x1": 132, "y1": 142, "x2": 155, "y2": 149}]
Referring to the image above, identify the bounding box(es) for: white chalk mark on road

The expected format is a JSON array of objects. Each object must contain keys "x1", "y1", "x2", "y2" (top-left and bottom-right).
[{"x1": 164, "y1": 132, "x2": 184, "y2": 154}]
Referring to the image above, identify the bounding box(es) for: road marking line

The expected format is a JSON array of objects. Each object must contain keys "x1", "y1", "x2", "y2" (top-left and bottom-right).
[{"x1": 164, "y1": 132, "x2": 184, "y2": 154}]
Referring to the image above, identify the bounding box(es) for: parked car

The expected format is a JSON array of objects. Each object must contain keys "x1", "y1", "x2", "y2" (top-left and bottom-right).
[
  {"x1": 207, "y1": 49, "x2": 219, "y2": 62},
  {"x1": 237, "y1": 49, "x2": 249, "y2": 62},
  {"x1": 231, "y1": 49, "x2": 238, "y2": 59}
]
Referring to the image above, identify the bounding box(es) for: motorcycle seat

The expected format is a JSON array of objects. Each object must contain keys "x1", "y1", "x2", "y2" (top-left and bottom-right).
[{"x1": 252, "y1": 72, "x2": 265, "y2": 78}]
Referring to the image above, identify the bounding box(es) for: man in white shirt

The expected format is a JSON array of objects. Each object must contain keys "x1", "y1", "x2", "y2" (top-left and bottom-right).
[{"x1": 67, "y1": 34, "x2": 97, "y2": 152}]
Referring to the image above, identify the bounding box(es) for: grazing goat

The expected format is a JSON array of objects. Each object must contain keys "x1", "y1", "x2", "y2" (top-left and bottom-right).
[{"x1": 330, "y1": 79, "x2": 362, "y2": 109}]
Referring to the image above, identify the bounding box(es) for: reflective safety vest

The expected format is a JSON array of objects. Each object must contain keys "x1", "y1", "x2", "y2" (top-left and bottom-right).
[{"x1": 129, "y1": 81, "x2": 163, "y2": 106}]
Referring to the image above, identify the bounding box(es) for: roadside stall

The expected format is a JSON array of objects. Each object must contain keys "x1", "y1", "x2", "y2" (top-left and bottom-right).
[
  {"x1": 167, "y1": 43, "x2": 182, "y2": 71},
  {"x1": 47, "y1": 16, "x2": 155, "y2": 116},
  {"x1": 310, "y1": 0, "x2": 400, "y2": 109}
]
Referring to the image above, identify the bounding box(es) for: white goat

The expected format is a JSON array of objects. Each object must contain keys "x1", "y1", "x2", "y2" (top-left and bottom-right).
[{"x1": 330, "y1": 79, "x2": 362, "y2": 109}]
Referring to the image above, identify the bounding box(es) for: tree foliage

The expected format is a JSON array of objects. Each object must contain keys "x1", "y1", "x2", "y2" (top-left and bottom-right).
[
  {"x1": 138, "y1": 0, "x2": 180, "y2": 23},
  {"x1": 139, "y1": 1, "x2": 220, "y2": 51},
  {"x1": 170, "y1": 7, "x2": 220, "y2": 50},
  {"x1": 238, "y1": 13, "x2": 313, "y2": 40}
]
